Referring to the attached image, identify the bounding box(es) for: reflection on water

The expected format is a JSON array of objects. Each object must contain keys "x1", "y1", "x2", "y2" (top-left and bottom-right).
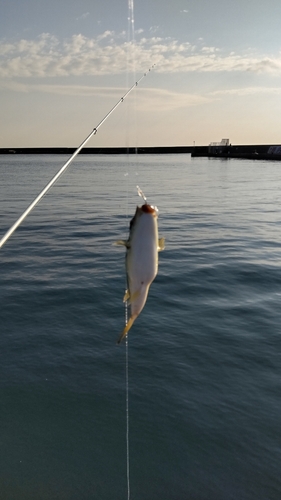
[{"x1": 1, "y1": 154, "x2": 281, "y2": 500}]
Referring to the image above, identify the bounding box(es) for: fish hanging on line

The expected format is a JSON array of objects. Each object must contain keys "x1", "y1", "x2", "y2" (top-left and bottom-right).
[{"x1": 115, "y1": 187, "x2": 165, "y2": 344}]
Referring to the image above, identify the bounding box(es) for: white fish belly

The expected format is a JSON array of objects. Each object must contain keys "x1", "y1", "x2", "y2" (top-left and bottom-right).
[{"x1": 126, "y1": 211, "x2": 158, "y2": 316}]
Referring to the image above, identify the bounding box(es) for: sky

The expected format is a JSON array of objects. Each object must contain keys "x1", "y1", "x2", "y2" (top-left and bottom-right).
[{"x1": 1, "y1": 0, "x2": 281, "y2": 147}]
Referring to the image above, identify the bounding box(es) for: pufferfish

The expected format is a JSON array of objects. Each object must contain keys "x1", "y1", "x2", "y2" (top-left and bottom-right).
[{"x1": 116, "y1": 200, "x2": 165, "y2": 344}]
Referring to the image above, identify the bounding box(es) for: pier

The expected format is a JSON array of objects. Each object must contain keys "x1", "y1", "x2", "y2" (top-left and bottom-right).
[
  {"x1": 191, "y1": 140, "x2": 281, "y2": 161},
  {"x1": 0, "y1": 146, "x2": 193, "y2": 155}
]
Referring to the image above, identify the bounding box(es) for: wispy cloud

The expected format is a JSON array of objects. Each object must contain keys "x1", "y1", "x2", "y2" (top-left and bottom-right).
[
  {"x1": 0, "y1": 79, "x2": 212, "y2": 110},
  {"x1": 1, "y1": 32, "x2": 281, "y2": 79},
  {"x1": 211, "y1": 86, "x2": 281, "y2": 97},
  {"x1": 76, "y1": 12, "x2": 90, "y2": 21}
]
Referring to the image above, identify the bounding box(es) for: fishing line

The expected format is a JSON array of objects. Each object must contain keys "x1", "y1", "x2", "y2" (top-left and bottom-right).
[
  {"x1": 125, "y1": 334, "x2": 130, "y2": 500},
  {"x1": 0, "y1": 64, "x2": 156, "y2": 250},
  {"x1": 127, "y1": 0, "x2": 138, "y2": 154},
  {"x1": 124, "y1": 2, "x2": 136, "y2": 499},
  {"x1": 136, "y1": 185, "x2": 147, "y2": 203}
]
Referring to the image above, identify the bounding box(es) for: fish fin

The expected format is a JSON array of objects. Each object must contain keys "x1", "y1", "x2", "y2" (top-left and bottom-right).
[
  {"x1": 128, "y1": 289, "x2": 141, "y2": 305},
  {"x1": 123, "y1": 289, "x2": 130, "y2": 302},
  {"x1": 158, "y1": 237, "x2": 165, "y2": 251},
  {"x1": 123, "y1": 288, "x2": 140, "y2": 304},
  {"x1": 114, "y1": 240, "x2": 127, "y2": 246},
  {"x1": 117, "y1": 316, "x2": 136, "y2": 344}
]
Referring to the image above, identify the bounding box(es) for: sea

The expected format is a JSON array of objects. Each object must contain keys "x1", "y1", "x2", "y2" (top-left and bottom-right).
[{"x1": 1, "y1": 153, "x2": 281, "y2": 500}]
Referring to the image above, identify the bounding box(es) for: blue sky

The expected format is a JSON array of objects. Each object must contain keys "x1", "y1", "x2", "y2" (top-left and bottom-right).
[{"x1": 1, "y1": 0, "x2": 281, "y2": 147}]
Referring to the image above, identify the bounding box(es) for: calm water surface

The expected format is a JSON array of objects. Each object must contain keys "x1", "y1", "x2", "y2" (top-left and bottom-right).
[{"x1": 1, "y1": 154, "x2": 281, "y2": 499}]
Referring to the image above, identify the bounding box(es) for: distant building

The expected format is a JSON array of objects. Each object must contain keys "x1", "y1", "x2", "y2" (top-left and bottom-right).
[{"x1": 208, "y1": 139, "x2": 230, "y2": 154}]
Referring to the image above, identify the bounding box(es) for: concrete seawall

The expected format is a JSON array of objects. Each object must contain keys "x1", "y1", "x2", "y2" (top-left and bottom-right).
[
  {"x1": 191, "y1": 144, "x2": 281, "y2": 161},
  {"x1": 0, "y1": 146, "x2": 193, "y2": 155},
  {"x1": 2, "y1": 145, "x2": 281, "y2": 160}
]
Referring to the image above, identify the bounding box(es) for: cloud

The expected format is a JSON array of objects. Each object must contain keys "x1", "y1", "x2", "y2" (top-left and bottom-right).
[
  {"x1": 149, "y1": 26, "x2": 160, "y2": 33},
  {"x1": 0, "y1": 80, "x2": 126, "y2": 98},
  {"x1": 1, "y1": 32, "x2": 281, "y2": 79},
  {"x1": 76, "y1": 12, "x2": 90, "y2": 21},
  {"x1": 211, "y1": 86, "x2": 281, "y2": 97},
  {"x1": 0, "y1": 79, "x2": 212, "y2": 111},
  {"x1": 96, "y1": 30, "x2": 115, "y2": 41},
  {"x1": 201, "y1": 46, "x2": 219, "y2": 54},
  {"x1": 138, "y1": 88, "x2": 212, "y2": 111}
]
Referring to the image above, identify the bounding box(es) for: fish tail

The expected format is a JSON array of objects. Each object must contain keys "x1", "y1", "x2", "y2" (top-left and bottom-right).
[{"x1": 117, "y1": 316, "x2": 136, "y2": 345}]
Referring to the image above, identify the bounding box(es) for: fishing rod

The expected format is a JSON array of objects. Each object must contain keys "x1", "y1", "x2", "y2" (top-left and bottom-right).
[{"x1": 0, "y1": 64, "x2": 156, "y2": 249}]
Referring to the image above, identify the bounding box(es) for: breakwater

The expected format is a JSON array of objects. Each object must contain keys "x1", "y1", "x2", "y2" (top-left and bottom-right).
[
  {"x1": 0, "y1": 146, "x2": 192, "y2": 155},
  {"x1": 2, "y1": 144, "x2": 281, "y2": 160},
  {"x1": 192, "y1": 144, "x2": 281, "y2": 161}
]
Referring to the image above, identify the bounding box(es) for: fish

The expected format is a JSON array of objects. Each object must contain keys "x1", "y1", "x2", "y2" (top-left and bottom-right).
[{"x1": 116, "y1": 202, "x2": 165, "y2": 344}]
